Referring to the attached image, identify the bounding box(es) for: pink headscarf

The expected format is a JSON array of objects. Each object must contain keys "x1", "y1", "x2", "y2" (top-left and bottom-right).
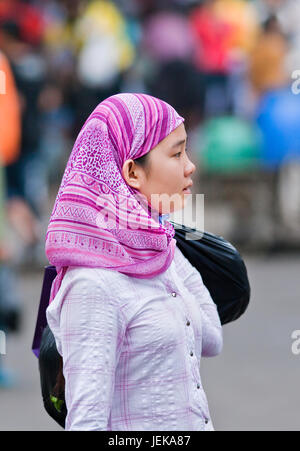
[{"x1": 46, "y1": 93, "x2": 184, "y2": 303}]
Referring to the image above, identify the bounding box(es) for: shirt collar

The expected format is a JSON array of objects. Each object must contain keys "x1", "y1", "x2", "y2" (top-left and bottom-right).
[{"x1": 159, "y1": 213, "x2": 170, "y2": 225}]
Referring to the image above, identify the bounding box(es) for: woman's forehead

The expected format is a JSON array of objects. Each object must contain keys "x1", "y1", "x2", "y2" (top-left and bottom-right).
[{"x1": 160, "y1": 123, "x2": 187, "y2": 150}]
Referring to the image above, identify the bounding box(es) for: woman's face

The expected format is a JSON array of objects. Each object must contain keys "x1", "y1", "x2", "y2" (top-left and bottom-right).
[{"x1": 122, "y1": 123, "x2": 196, "y2": 214}]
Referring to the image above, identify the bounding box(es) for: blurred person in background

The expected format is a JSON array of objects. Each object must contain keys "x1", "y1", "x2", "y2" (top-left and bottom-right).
[
  {"x1": 0, "y1": 49, "x2": 22, "y2": 387},
  {"x1": 43, "y1": 0, "x2": 137, "y2": 138},
  {"x1": 248, "y1": 15, "x2": 288, "y2": 100},
  {"x1": 42, "y1": 0, "x2": 136, "y2": 138},
  {"x1": 189, "y1": 0, "x2": 234, "y2": 116},
  {"x1": 73, "y1": 0, "x2": 136, "y2": 135},
  {"x1": 212, "y1": 0, "x2": 260, "y2": 117},
  {"x1": 250, "y1": 7, "x2": 300, "y2": 243},
  {"x1": 0, "y1": 49, "x2": 20, "y2": 167},
  {"x1": 40, "y1": 0, "x2": 86, "y2": 142},
  {"x1": 141, "y1": 5, "x2": 204, "y2": 131},
  {"x1": 213, "y1": 0, "x2": 259, "y2": 55},
  {"x1": 189, "y1": 0, "x2": 260, "y2": 117},
  {"x1": 37, "y1": 0, "x2": 87, "y2": 190},
  {"x1": 0, "y1": 1, "x2": 54, "y2": 265},
  {"x1": 252, "y1": 0, "x2": 300, "y2": 75}
]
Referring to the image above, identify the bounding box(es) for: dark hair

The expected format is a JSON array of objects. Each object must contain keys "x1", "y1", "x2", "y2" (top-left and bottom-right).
[
  {"x1": 134, "y1": 152, "x2": 149, "y2": 167},
  {"x1": 263, "y1": 15, "x2": 281, "y2": 33},
  {"x1": 0, "y1": 20, "x2": 21, "y2": 40},
  {"x1": 133, "y1": 152, "x2": 151, "y2": 177}
]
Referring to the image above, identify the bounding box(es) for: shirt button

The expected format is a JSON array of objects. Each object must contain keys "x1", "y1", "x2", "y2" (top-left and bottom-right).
[
  {"x1": 205, "y1": 419, "x2": 209, "y2": 424},
  {"x1": 197, "y1": 383, "x2": 200, "y2": 389},
  {"x1": 186, "y1": 320, "x2": 190, "y2": 326},
  {"x1": 190, "y1": 351, "x2": 194, "y2": 356},
  {"x1": 171, "y1": 292, "x2": 177, "y2": 297}
]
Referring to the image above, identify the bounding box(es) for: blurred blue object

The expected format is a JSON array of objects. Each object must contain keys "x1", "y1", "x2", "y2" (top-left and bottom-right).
[
  {"x1": 256, "y1": 87, "x2": 300, "y2": 168},
  {"x1": 0, "y1": 365, "x2": 18, "y2": 389},
  {"x1": 0, "y1": 265, "x2": 22, "y2": 333}
]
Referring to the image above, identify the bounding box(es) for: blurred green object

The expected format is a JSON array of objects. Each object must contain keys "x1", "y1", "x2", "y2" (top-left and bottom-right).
[
  {"x1": 50, "y1": 395, "x2": 64, "y2": 413},
  {"x1": 198, "y1": 116, "x2": 261, "y2": 173}
]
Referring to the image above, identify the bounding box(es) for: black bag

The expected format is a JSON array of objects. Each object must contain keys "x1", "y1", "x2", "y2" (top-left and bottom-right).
[
  {"x1": 33, "y1": 224, "x2": 251, "y2": 428},
  {"x1": 171, "y1": 221, "x2": 250, "y2": 325},
  {"x1": 39, "y1": 324, "x2": 67, "y2": 429}
]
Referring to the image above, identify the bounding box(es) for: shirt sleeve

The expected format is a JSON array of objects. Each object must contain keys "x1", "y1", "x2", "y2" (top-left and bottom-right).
[
  {"x1": 57, "y1": 272, "x2": 126, "y2": 431},
  {"x1": 174, "y1": 245, "x2": 223, "y2": 357}
]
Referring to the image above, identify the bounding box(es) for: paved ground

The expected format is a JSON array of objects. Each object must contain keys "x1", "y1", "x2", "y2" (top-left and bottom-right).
[{"x1": 0, "y1": 253, "x2": 299, "y2": 431}]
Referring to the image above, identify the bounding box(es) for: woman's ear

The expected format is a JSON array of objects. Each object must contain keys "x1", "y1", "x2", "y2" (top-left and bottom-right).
[{"x1": 122, "y1": 159, "x2": 143, "y2": 190}]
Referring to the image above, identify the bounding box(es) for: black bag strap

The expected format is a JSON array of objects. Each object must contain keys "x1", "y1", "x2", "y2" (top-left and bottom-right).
[{"x1": 32, "y1": 266, "x2": 57, "y2": 358}]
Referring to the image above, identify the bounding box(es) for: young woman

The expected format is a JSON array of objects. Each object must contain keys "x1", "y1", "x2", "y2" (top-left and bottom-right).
[{"x1": 45, "y1": 93, "x2": 223, "y2": 431}]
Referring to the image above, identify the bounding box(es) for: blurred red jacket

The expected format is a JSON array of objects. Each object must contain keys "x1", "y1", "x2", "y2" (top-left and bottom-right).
[{"x1": 0, "y1": 51, "x2": 21, "y2": 166}]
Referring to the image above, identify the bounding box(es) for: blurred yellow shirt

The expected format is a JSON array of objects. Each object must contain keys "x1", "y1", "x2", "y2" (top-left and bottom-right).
[
  {"x1": 214, "y1": 0, "x2": 260, "y2": 54},
  {"x1": 248, "y1": 31, "x2": 288, "y2": 94}
]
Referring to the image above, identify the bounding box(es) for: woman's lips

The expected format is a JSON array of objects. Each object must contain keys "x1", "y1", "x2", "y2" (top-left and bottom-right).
[{"x1": 183, "y1": 181, "x2": 193, "y2": 194}]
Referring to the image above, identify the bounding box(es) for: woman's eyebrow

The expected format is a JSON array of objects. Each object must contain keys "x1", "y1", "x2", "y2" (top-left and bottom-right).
[{"x1": 171, "y1": 137, "x2": 188, "y2": 148}]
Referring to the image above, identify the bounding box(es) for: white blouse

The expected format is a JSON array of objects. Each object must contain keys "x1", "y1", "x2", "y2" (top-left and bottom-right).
[{"x1": 46, "y1": 244, "x2": 223, "y2": 431}]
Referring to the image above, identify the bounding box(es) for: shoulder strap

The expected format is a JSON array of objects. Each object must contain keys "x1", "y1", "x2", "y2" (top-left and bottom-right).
[{"x1": 32, "y1": 266, "x2": 57, "y2": 358}]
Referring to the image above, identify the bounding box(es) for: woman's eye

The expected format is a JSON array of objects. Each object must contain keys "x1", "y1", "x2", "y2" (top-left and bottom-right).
[{"x1": 175, "y1": 147, "x2": 189, "y2": 158}]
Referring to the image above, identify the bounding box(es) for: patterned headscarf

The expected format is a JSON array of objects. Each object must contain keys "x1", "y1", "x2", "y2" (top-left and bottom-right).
[{"x1": 46, "y1": 93, "x2": 184, "y2": 303}]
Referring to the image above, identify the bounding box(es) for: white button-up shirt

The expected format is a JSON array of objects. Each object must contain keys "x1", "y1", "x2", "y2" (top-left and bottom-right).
[{"x1": 46, "y1": 244, "x2": 223, "y2": 431}]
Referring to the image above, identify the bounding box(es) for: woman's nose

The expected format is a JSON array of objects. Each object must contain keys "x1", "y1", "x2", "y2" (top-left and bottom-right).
[{"x1": 185, "y1": 156, "x2": 196, "y2": 176}]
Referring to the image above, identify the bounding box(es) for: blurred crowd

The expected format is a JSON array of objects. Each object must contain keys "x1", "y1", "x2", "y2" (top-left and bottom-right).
[{"x1": 1, "y1": 0, "x2": 300, "y2": 385}]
